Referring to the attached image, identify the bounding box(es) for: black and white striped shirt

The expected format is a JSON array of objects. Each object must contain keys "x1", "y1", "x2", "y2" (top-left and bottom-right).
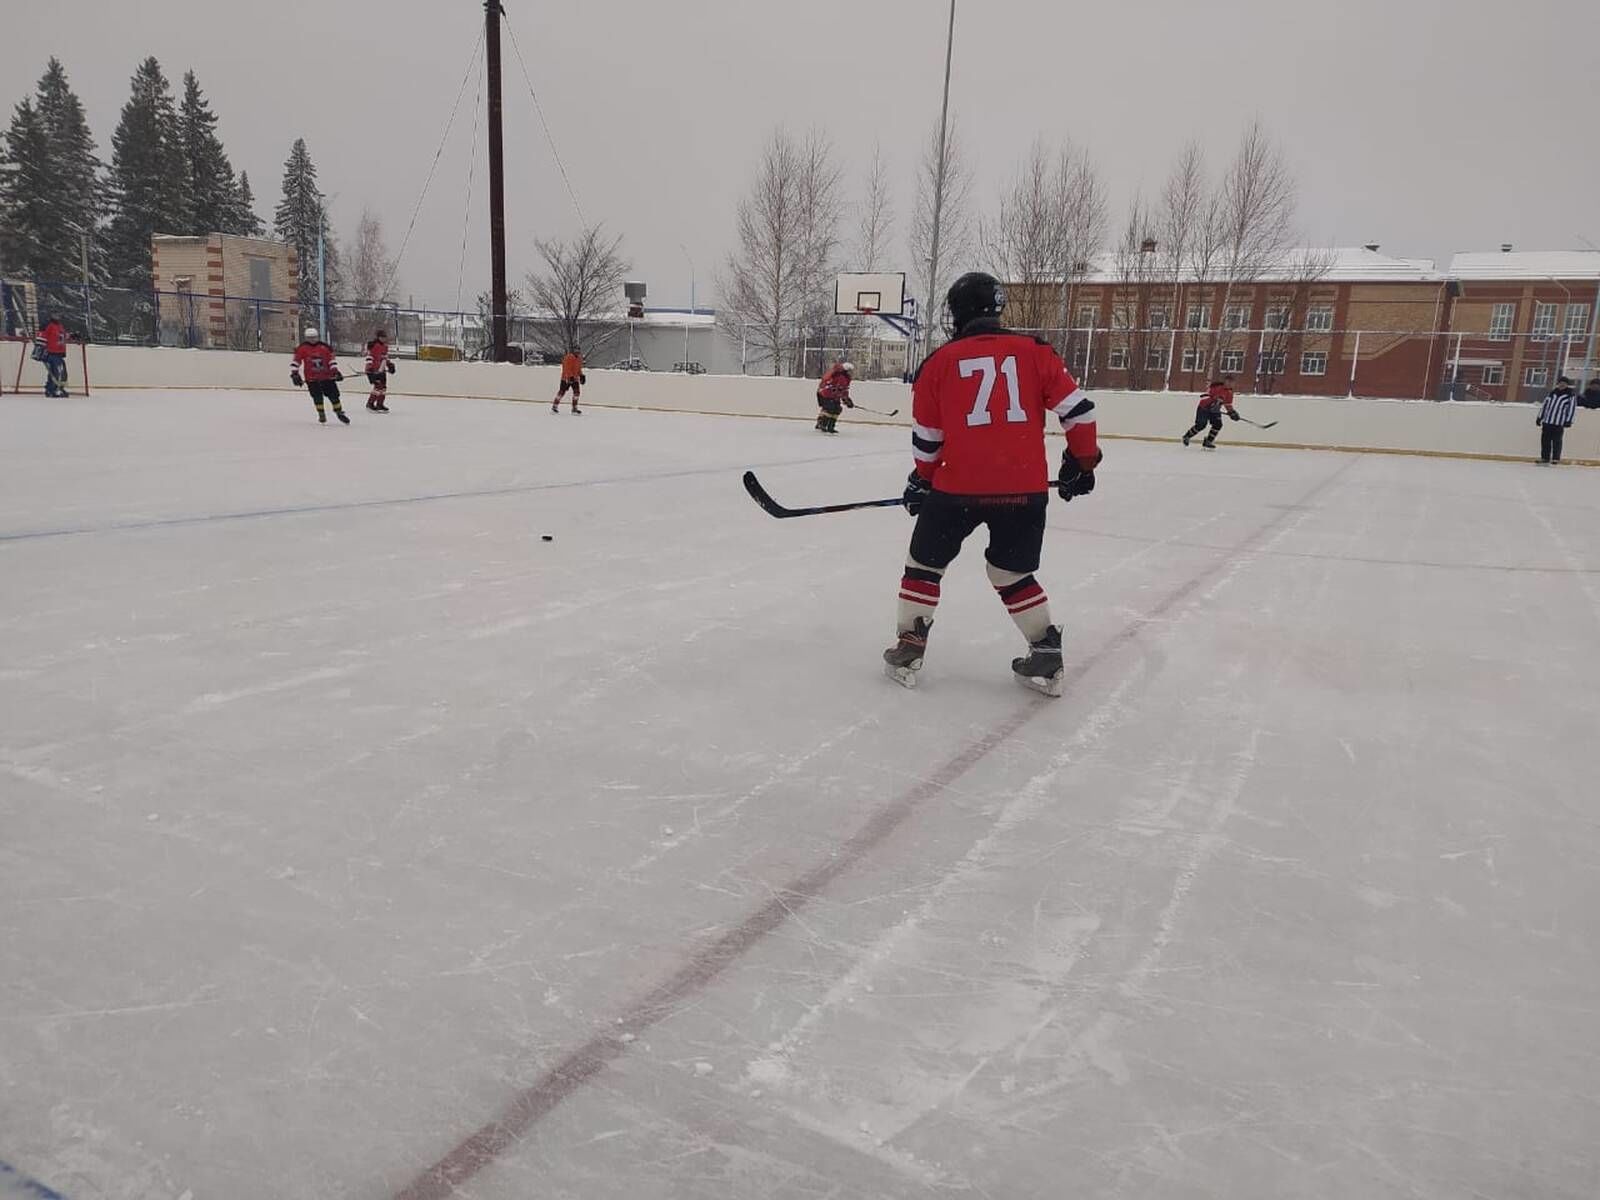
[{"x1": 1538, "y1": 388, "x2": 1577, "y2": 427}]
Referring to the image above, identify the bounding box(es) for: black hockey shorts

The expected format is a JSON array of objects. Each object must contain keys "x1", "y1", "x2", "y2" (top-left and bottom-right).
[
  {"x1": 308, "y1": 379, "x2": 341, "y2": 404},
  {"x1": 557, "y1": 377, "x2": 581, "y2": 398},
  {"x1": 817, "y1": 393, "x2": 843, "y2": 416},
  {"x1": 1192, "y1": 404, "x2": 1223, "y2": 433},
  {"x1": 366, "y1": 370, "x2": 388, "y2": 391},
  {"x1": 909, "y1": 490, "x2": 1048, "y2": 576}
]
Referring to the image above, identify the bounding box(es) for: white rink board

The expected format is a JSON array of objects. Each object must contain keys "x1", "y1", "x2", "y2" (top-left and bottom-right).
[{"x1": 2, "y1": 390, "x2": 1598, "y2": 1199}]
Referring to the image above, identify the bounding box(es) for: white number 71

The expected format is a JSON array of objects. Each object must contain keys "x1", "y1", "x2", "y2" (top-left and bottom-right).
[{"x1": 959, "y1": 355, "x2": 1024, "y2": 426}]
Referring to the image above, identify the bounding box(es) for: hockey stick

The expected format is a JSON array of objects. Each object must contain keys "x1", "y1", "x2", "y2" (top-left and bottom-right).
[
  {"x1": 1235, "y1": 415, "x2": 1279, "y2": 430},
  {"x1": 742, "y1": 470, "x2": 903, "y2": 518},
  {"x1": 849, "y1": 403, "x2": 900, "y2": 417}
]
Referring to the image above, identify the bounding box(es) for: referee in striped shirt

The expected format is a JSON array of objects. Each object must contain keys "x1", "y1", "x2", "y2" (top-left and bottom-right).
[{"x1": 1536, "y1": 376, "x2": 1578, "y2": 464}]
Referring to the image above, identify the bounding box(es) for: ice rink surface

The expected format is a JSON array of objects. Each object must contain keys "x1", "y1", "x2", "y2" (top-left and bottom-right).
[{"x1": 3, "y1": 389, "x2": 1598, "y2": 1200}]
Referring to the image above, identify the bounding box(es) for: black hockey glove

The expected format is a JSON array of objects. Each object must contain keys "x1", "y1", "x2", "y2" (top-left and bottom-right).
[
  {"x1": 290, "y1": 370, "x2": 304, "y2": 388},
  {"x1": 843, "y1": 397, "x2": 855, "y2": 408},
  {"x1": 903, "y1": 470, "x2": 933, "y2": 516},
  {"x1": 1227, "y1": 409, "x2": 1241, "y2": 422},
  {"x1": 333, "y1": 368, "x2": 344, "y2": 382},
  {"x1": 387, "y1": 360, "x2": 397, "y2": 375},
  {"x1": 1057, "y1": 449, "x2": 1100, "y2": 502},
  {"x1": 579, "y1": 372, "x2": 587, "y2": 384}
]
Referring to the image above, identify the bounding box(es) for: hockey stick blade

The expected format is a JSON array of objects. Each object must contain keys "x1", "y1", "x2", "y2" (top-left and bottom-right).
[
  {"x1": 742, "y1": 471, "x2": 904, "y2": 519},
  {"x1": 1240, "y1": 417, "x2": 1279, "y2": 430},
  {"x1": 851, "y1": 404, "x2": 900, "y2": 417}
]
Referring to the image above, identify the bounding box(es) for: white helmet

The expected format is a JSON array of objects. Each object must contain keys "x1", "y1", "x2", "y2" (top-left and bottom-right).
[
  {"x1": 841, "y1": 361, "x2": 855, "y2": 374},
  {"x1": 303, "y1": 326, "x2": 320, "y2": 341}
]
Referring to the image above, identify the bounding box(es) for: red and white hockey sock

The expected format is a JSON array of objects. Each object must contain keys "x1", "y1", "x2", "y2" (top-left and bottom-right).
[
  {"x1": 988, "y1": 564, "x2": 1054, "y2": 644},
  {"x1": 897, "y1": 562, "x2": 944, "y2": 632}
]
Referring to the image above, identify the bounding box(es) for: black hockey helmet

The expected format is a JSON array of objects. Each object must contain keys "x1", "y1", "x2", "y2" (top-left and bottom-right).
[{"x1": 946, "y1": 271, "x2": 1006, "y2": 333}]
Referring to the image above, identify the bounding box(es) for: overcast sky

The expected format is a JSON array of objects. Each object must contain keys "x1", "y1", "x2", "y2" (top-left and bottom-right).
[{"x1": 6, "y1": 0, "x2": 1598, "y2": 310}]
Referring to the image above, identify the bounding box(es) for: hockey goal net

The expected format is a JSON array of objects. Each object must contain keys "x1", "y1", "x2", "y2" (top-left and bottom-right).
[{"x1": 1, "y1": 334, "x2": 91, "y2": 396}]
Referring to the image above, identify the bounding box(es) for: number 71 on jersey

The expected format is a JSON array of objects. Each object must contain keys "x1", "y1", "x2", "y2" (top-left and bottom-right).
[{"x1": 959, "y1": 355, "x2": 1025, "y2": 426}]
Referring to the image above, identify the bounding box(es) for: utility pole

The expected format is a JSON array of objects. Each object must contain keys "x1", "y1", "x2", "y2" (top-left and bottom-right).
[
  {"x1": 485, "y1": 0, "x2": 510, "y2": 362},
  {"x1": 317, "y1": 207, "x2": 327, "y2": 337},
  {"x1": 922, "y1": 0, "x2": 957, "y2": 362}
]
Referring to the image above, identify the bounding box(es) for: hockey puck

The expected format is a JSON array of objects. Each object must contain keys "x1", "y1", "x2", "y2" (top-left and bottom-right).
[{"x1": 541, "y1": 535, "x2": 554, "y2": 541}]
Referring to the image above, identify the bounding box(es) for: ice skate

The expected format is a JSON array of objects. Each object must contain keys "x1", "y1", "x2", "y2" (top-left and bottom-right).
[
  {"x1": 1201, "y1": 437, "x2": 1216, "y2": 450},
  {"x1": 883, "y1": 617, "x2": 931, "y2": 689},
  {"x1": 1011, "y1": 625, "x2": 1064, "y2": 697},
  {"x1": 335, "y1": 409, "x2": 350, "y2": 425},
  {"x1": 1182, "y1": 432, "x2": 1192, "y2": 446},
  {"x1": 571, "y1": 405, "x2": 582, "y2": 415},
  {"x1": 318, "y1": 411, "x2": 327, "y2": 424},
  {"x1": 551, "y1": 403, "x2": 560, "y2": 414}
]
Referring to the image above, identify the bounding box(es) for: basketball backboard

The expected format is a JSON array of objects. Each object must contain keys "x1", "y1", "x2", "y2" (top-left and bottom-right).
[{"x1": 834, "y1": 271, "x2": 906, "y2": 317}]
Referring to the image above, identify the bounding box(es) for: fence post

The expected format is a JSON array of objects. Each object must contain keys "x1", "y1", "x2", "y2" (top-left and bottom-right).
[
  {"x1": 1347, "y1": 330, "x2": 1361, "y2": 396},
  {"x1": 1165, "y1": 329, "x2": 1176, "y2": 390}
]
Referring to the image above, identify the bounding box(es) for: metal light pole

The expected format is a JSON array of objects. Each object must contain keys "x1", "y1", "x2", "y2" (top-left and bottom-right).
[
  {"x1": 485, "y1": 0, "x2": 510, "y2": 362},
  {"x1": 921, "y1": 0, "x2": 957, "y2": 362},
  {"x1": 679, "y1": 243, "x2": 695, "y2": 367},
  {"x1": 65, "y1": 219, "x2": 92, "y2": 339},
  {"x1": 317, "y1": 207, "x2": 327, "y2": 338}
]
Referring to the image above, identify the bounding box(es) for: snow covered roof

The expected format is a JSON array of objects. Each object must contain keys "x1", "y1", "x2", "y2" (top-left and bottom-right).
[
  {"x1": 1447, "y1": 250, "x2": 1600, "y2": 281},
  {"x1": 1059, "y1": 246, "x2": 1439, "y2": 286}
]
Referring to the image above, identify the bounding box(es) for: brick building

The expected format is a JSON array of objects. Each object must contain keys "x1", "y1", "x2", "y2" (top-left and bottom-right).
[
  {"x1": 1441, "y1": 251, "x2": 1600, "y2": 402},
  {"x1": 150, "y1": 233, "x2": 298, "y2": 351},
  {"x1": 1005, "y1": 246, "x2": 1600, "y2": 401}
]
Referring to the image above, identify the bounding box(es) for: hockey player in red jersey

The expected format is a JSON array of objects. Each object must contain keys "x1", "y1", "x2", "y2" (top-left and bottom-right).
[
  {"x1": 1182, "y1": 375, "x2": 1240, "y2": 448},
  {"x1": 289, "y1": 327, "x2": 348, "y2": 424},
  {"x1": 815, "y1": 361, "x2": 855, "y2": 433},
  {"x1": 364, "y1": 329, "x2": 396, "y2": 412},
  {"x1": 884, "y1": 272, "x2": 1100, "y2": 695}
]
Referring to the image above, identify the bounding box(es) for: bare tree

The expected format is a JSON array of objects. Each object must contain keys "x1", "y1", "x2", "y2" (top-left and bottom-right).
[
  {"x1": 792, "y1": 129, "x2": 844, "y2": 375},
  {"x1": 348, "y1": 207, "x2": 397, "y2": 305},
  {"x1": 1111, "y1": 196, "x2": 1163, "y2": 390},
  {"x1": 1256, "y1": 246, "x2": 1335, "y2": 394},
  {"x1": 1159, "y1": 142, "x2": 1206, "y2": 387},
  {"x1": 526, "y1": 224, "x2": 629, "y2": 357},
  {"x1": 718, "y1": 128, "x2": 807, "y2": 376},
  {"x1": 1208, "y1": 119, "x2": 1297, "y2": 368},
  {"x1": 1050, "y1": 141, "x2": 1108, "y2": 333},
  {"x1": 853, "y1": 142, "x2": 895, "y2": 272},
  {"x1": 985, "y1": 138, "x2": 1058, "y2": 332},
  {"x1": 910, "y1": 117, "x2": 974, "y2": 351}
]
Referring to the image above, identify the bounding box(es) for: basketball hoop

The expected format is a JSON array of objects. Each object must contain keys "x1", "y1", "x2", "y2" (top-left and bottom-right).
[{"x1": 856, "y1": 306, "x2": 877, "y2": 318}]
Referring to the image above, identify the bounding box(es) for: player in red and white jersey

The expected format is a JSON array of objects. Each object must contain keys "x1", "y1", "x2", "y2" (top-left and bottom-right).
[
  {"x1": 364, "y1": 329, "x2": 396, "y2": 412},
  {"x1": 884, "y1": 272, "x2": 1100, "y2": 695},
  {"x1": 815, "y1": 360, "x2": 854, "y2": 433},
  {"x1": 1182, "y1": 375, "x2": 1240, "y2": 448},
  {"x1": 288, "y1": 327, "x2": 348, "y2": 424}
]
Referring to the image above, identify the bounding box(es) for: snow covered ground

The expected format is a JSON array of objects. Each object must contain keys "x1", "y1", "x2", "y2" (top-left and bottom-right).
[{"x1": 3, "y1": 389, "x2": 1597, "y2": 1200}]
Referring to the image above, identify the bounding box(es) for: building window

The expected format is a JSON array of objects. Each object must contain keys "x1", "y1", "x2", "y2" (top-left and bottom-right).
[
  {"x1": 1107, "y1": 345, "x2": 1129, "y2": 369},
  {"x1": 1111, "y1": 306, "x2": 1133, "y2": 330},
  {"x1": 1524, "y1": 365, "x2": 1548, "y2": 388},
  {"x1": 1488, "y1": 302, "x2": 1516, "y2": 341},
  {"x1": 1181, "y1": 346, "x2": 1206, "y2": 372},
  {"x1": 1305, "y1": 305, "x2": 1334, "y2": 332},
  {"x1": 1481, "y1": 364, "x2": 1504, "y2": 385},
  {"x1": 1258, "y1": 351, "x2": 1287, "y2": 375},
  {"x1": 1071, "y1": 346, "x2": 1087, "y2": 370},
  {"x1": 1300, "y1": 351, "x2": 1328, "y2": 376},
  {"x1": 1185, "y1": 304, "x2": 1207, "y2": 330},
  {"x1": 1531, "y1": 302, "x2": 1557, "y2": 341},
  {"x1": 1147, "y1": 305, "x2": 1170, "y2": 330},
  {"x1": 1075, "y1": 304, "x2": 1098, "y2": 329},
  {"x1": 1223, "y1": 305, "x2": 1249, "y2": 331},
  {"x1": 1147, "y1": 345, "x2": 1170, "y2": 371},
  {"x1": 1264, "y1": 305, "x2": 1290, "y2": 331},
  {"x1": 1564, "y1": 304, "x2": 1590, "y2": 337},
  {"x1": 1220, "y1": 349, "x2": 1245, "y2": 373}
]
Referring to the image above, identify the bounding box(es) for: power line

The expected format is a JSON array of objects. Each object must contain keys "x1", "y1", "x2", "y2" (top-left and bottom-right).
[
  {"x1": 502, "y1": 15, "x2": 585, "y2": 226},
  {"x1": 382, "y1": 27, "x2": 486, "y2": 300},
  {"x1": 455, "y1": 65, "x2": 485, "y2": 316}
]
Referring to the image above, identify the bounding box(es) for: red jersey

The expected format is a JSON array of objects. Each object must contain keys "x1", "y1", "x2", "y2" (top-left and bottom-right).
[
  {"x1": 818, "y1": 366, "x2": 851, "y2": 401},
  {"x1": 290, "y1": 340, "x2": 342, "y2": 382},
  {"x1": 561, "y1": 351, "x2": 583, "y2": 381},
  {"x1": 911, "y1": 331, "x2": 1097, "y2": 495},
  {"x1": 37, "y1": 321, "x2": 67, "y2": 355},
  {"x1": 1199, "y1": 382, "x2": 1235, "y2": 413},
  {"x1": 364, "y1": 338, "x2": 391, "y2": 373}
]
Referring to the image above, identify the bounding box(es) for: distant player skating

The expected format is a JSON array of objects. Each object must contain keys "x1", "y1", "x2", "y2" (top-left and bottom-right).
[
  {"x1": 815, "y1": 360, "x2": 854, "y2": 433},
  {"x1": 33, "y1": 314, "x2": 70, "y2": 397},
  {"x1": 364, "y1": 329, "x2": 396, "y2": 412},
  {"x1": 553, "y1": 346, "x2": 585, "y2": 414},
  {"x1": 289, "y1": 327, "x2": 349, "y2": 424},
  {"x1": 883, "y1": 272, "x2": 1100, "y2": 696},
  {"x1": 1182, "y1": 375, "x2": 1241, "y2": 448}
]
